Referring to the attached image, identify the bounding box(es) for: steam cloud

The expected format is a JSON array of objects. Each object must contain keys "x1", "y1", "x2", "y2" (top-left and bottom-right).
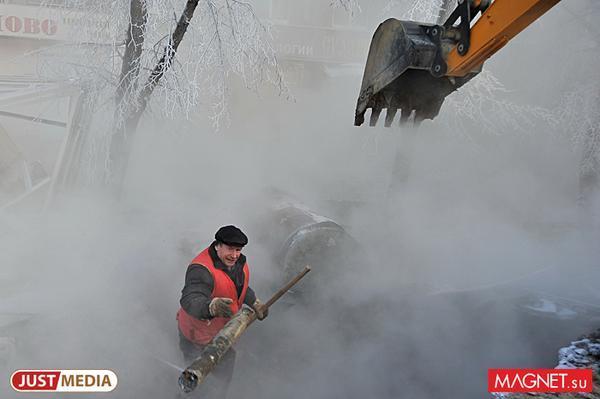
[{"x1": 1, "y1": 1, "x2": 599, "y2": 398}]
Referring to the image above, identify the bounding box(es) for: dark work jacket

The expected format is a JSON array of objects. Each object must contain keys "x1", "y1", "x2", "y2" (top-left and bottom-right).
[{"x1": 180, "y1": 242, "x2": 256, "y2": 320}]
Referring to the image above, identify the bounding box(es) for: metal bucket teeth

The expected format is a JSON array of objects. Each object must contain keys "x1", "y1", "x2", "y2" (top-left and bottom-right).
[
  {"x1": 399, "y1": 108, "x2": 411, "y2": 124},
  {"x1": 369, "y1": 108, "x2": 382, "y2": 126},
  {"x1": 354, "y1": 18, "x2": 478, "y2": 127},
  {"x1": 384, "y1": 108, "x2": 397, "y2": 127}
]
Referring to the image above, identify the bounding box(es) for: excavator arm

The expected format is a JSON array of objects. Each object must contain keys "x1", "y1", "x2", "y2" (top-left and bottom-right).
[{"x1": 354, "y1": 0, "x2": 561, "y2": 127}]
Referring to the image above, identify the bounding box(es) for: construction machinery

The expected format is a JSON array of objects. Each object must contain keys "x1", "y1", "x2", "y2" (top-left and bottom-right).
[{"x1": 355, "y1": 0, "x2": 562, "y2": 127}]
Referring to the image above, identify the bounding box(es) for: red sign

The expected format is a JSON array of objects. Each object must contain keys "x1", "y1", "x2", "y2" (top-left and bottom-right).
[
  {"x1": 10, "y1": 370, "x2": 61, "y2": 391},
  {"x1": 488, "y1": 368, "x2": 593, "y2": 393},
  {"x1": 0, "y1": 14, "x2": 57, "y2": 36},
  {"x1": 10, "y1": 369, "x2": 118, "y2": 392}
]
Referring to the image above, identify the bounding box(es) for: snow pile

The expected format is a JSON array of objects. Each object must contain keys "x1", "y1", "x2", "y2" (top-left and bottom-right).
[
  {"x1": 557, "y1": 330, "x2": 600, "y2": 374},
  {"x1": 492, "y1": 329, "x2": 600, "y2": 399}
]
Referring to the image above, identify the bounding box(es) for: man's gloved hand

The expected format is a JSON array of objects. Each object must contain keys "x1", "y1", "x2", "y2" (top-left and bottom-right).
[
  {"x1": 252, "y1": 299, "x2": 269, "y2": 321},
  {"x1": 209, "y1": 297, "x2": 234, "y2": 318}
]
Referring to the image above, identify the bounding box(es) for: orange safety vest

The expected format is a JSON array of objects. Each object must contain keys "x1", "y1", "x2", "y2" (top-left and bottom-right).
[{"x1": 177, "y1": 247, "x2": 249, "y2": 345}]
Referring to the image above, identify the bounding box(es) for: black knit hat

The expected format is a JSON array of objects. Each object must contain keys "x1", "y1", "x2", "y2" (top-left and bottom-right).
[{"x1": 215, "y1": 225, "x2": 248, "y2": 247}]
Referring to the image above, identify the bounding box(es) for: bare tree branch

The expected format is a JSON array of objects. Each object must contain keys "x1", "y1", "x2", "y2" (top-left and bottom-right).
[
  {"x1": 116, "y1": 0, "x2": 148, "y2": 106},
  {"x1": 137, "y1": 0, "x2": 200, "y2": 114}
]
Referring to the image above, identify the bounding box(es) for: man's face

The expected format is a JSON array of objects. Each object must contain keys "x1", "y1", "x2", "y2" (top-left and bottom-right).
[{"x1": 215, "y1": 243, "x2": 243, "y2": 268}]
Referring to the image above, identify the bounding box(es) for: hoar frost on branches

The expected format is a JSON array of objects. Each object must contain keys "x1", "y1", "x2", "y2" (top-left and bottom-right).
[
  {"x1": 330, "y1": 0, "x2": 362, "y2": 17},
  {"x1": 557, "y1": 85, "x2": 600, "y2": 169},
  {"x1": 557, "y1": 84, "x2": 600, "y2": 205},
  {"x1": 383, "y1": 0, "x2": 448, "y2": 22},
  {"x1": 444, "y1": 70, "x2": 558, "y2": 138},
  {"x1": 338, "y1": 0, "x2": 598, "y2": 216},
  {"x1": 155, "y1": 0, "x2": 286, "y2": 124},
  {"x1": 37, "y1": 0, "x2": 285, "y2": 186}
]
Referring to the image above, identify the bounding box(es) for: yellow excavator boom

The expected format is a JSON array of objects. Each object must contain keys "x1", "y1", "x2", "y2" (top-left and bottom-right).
[
  {"x1": 354, "y1": 0, "x2": 562, "y2": 127},
  {"x1": 446, "y1": 0, "x2": 560, "y2": 77}
]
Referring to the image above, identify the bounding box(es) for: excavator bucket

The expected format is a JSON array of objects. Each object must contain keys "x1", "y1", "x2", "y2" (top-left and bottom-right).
[{"x1": 354, "y1": 18, "x2": 476, "y2": 127}]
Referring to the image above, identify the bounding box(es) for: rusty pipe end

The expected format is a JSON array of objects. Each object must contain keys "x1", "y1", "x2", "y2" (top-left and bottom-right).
[{"x1": 178, "y1": 369, "x2": 198, "y2": 393}]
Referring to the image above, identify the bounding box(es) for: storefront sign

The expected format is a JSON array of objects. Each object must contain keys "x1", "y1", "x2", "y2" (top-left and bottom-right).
[
  {"x1": 0, "y1": 4, "x2": 107, "y2": 42},
  {"x1": 272, "y1": 24, "x2": 371, "y2": 64},
  {"x1": 0, "y1": 5, "x2": 64, "y2": 40}
]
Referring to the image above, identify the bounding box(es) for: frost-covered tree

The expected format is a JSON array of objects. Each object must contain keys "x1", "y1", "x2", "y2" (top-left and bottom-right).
[
  {"x1": 546, "y1": 1, "x2": 600, "y2": 220},
  {"x1": 559, "y1": 86, "x2": 600, "y2": 208},
  {"x1": 39, "y1": 0, "x2": 285, "y2": 191}
]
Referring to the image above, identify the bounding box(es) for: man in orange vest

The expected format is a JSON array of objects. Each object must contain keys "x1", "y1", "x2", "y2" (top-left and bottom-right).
[{"x1": 177, "y1": 225, "x2": 267, "y2": 396}]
